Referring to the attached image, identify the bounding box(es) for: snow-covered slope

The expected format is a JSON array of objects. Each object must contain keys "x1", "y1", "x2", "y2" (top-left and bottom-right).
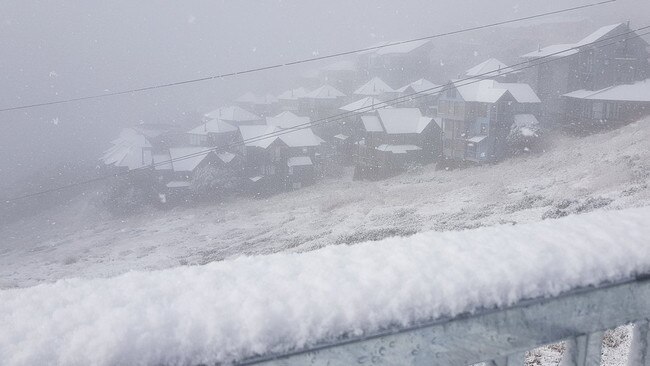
[
  {"x1": 1, "y1": 207, "x2": 649, "y2": 366},
  {"x1": 1, "y1": 119, "x2": 649, "y2": 288}
]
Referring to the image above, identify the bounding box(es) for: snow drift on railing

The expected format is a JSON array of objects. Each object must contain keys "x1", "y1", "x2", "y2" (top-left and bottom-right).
[{"x1": 2, "y1": 207, "x2": 650, "y2": 366}]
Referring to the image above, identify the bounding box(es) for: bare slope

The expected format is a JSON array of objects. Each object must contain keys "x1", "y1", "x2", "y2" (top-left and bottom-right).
[{"x1": 1, "y1": 119, "x2": 649, "y2": 288}]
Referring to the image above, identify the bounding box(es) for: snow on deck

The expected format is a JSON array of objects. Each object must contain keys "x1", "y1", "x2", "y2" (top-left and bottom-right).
[{"x1": 1, "y1": 207, "x2": 650, "y2": 366}]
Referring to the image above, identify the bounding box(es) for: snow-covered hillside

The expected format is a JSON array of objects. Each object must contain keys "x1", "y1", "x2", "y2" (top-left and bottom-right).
[{"x1": 1, "y1": 119, "x2": 649, "y2": 289}]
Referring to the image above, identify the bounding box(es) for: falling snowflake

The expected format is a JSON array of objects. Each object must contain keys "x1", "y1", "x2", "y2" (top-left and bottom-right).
[
  {"x1": 187, "y1": 15, "x2": 196, "y2": 24},
  {"x1": 51, "y1": 117, "x2": 59, "y2": 126},
  {"x1": 49, "y1": 71, "x2": 58, "y2": 78}
]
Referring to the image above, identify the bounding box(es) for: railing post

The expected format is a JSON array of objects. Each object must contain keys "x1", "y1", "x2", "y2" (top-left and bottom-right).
[
  {"x1": 560, "y1": 336, "x2": 587, "y2": 366},
  {"x1": 585, "y1": 331, "x2": 604, "y2": 366},
  {"x1": 628, "y1": 320, "x2": 650, "y2": 366}
]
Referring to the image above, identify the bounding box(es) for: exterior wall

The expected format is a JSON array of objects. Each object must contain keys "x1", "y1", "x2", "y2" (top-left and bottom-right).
[
  {"x1": 564, "y1": 98, "x2": 650, "y2": 127},
  {"x1": 438, "y1": 89, "x2": 516, "y2": 163},
  {"x1": 522, "y1": 25, "x2": 649, "y2": 125}
]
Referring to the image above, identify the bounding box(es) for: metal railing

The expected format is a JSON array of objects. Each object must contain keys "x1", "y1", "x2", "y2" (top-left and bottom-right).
[{"x1": 239, "y1": 274, "x2": 650, "y2": 366}]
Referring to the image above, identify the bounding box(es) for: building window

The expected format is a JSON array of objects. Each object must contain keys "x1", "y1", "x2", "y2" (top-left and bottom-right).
[{"x1": 593, "y1": 102, "x2": 604, "y2": 119}]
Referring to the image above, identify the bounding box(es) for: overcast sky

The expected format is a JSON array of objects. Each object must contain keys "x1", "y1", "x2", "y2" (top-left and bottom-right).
[{"x1": 1, "y1": 0, "x2": 649, "y2": 191}]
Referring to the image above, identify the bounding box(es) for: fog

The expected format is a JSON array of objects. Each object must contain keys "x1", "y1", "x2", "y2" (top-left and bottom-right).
[{"x1": 1, "y1": 0, "x2": 649, "y2": 194}]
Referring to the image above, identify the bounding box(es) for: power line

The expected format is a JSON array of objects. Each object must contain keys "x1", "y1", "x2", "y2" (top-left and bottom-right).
[
  {"x1": 5, "y1": 25, "x2": 647, "y2": 204},
  {"x1": 143, "y1": 25, "x2": 650, "y2": 170},
  {"x1": 0, "y1": 0, "x2": 617, "y2": 114}
]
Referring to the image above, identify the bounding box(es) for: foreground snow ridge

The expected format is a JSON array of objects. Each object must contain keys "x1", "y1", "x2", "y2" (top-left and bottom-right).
[{"x1": 2, "y1": 208, "x2": 650, "y2": 366}]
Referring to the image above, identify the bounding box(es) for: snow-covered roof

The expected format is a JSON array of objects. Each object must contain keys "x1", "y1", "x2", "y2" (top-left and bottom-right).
[
  {"x1": 166, "y1": 181, "x2": 191, "y2": 189},
  {"x1": 465, "y1": 58, "x2": 514, "y2": 78},
  {"x1": 204, "y1": 106, "x2": 260, "y2": 122},
  {"x1": 305, "y1": 84, "x2": 346, "y2": 99},
  {"x1": 280, "y1": 128, "x2": 323, "y2": 148},
  {"x1": 375, "y1": 144, "x2": 422, "y2": 154},
  {"x1": 576, "y1": 23, "x2": 625, "y2": 47},
  {"x1": 240, "y1": 124, "x2": 322, "y2": 149},
  {"x1": 216, "y1": 152, "x2": 236, "y2": 164},
  {"x1": 361, "y1": 115, "x2": 383, "y2": 132},
  {"x1": 101, "y1": 128, "x2": 156, "y2": 170},
  {"x1": 187, "y1": 119, "x2": 237, "y2": 136},
  {"x1": 354, "y1": 77, "x2": 395, "y2": 96},
  {"x1": 287, "y1": 156, "x2": 313, "y2": 167},
  {"x1": 496, "y1": 82, "x2": 541, "y2": 103},
  {"x1": 340, "y1": 97, "x2": 389, "y2": 112},
  {"x1": 334, "y1": 134, "x2": 349, "y2": 141},
  {"x1": 153, "y1": 153, "x2": 173, "y2": 171},
  {"x1": 168, "y1": 147, "x2": 214, "y2": 172},
  {"x1": 397, "y1": 79, "x2": 440, "y2": 95},
  {"x1": 453, "y1": 79, "x2": 509, "y2": 103},
  {"x1": 452, "y1": 79, "x2": 540, "y2": 104},
  {"x1": 377, "y1": 108, "x2": 433, "y2": 135},
  {"x1": 375, "y1": 39, "x2": 431, "y2": 55},
  {"x1": 239, "y1": 125, "x2": 280, "y2": 149},
  {"x1": 563, "y1": 79, "x2": 650, "y2": 102},
  {"x1": 249, "y1": 175, "x2": 263, "y2": 182},
  {"x1": 522, "y1": 23, "x2": 625, "y2": 59},
  {"x1": 266, "y1": 111, "x2": 311, "y2": 129},
  {"x1": 278, "y1": 87, "x2": 310, "y2": 101}
]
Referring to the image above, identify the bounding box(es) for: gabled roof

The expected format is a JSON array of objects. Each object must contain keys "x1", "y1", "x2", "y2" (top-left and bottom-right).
[
  {"x1": 188, "y1": 119, "x2": 237, "y2": 136},
  {"x1": 204, "y1": 106, "x2": 260, "y2": 122},
  {"x1": 522, "y1": 23, "x2": 626, "y2": 59},
  {"x1": 496, "y1": 82, "x2": 541, "y2": 103},
  {"x1": 278, "y1": 87, "x2": 310, "y2": 101},
  {"x1": 375, "y1": 39, "x2": 431, "y2": 55},
  {"x1": 453, "y1": 79, "x2": 510, "y2": 103},
  {"x1": 563, "y1": 78, "x2": 650, "y2": 102},
  {"x1": 216, "y1": 151, "x2": 236, "y2": 164},
  {"x1": 168, "y1": 147, "x2": 215, "y2": 172},
  {"x1": 377, "y1": 108, "x2": 433, "y2": 135},
  {"x1": 355, "y1": 77, "x2": 395, "y2": 96},
  {"x1": 340, "y1": 97, "x2": 389, "y2": 112},
  {"x1": 238, "y1": 125, "x2": 280, "y2": 149},
  {"x1": 266, "y1": 111, "x2": 311, "y2": 129},
  {"x1": 279, "y1": 128, "x2": 323, "y2": 148},
  {"x1": 101, "y1": 128, "x2": 155, "y2": 170},
  {"x1": 397, "y1": 79, "x2": 440, "y2": 95},
  {"x1": 450, "y1": 79, "x2": 540, "y2": 104},
  {"x1": 239, "y1": 124, "x2": 323, "y2": 149},
  {"x1": 576, "y1": 23, "x2": 625, "y2": 47},
  {"x1": 465, "y1": 58, "x2": 514, "y2": 78},
  {"x1": 305, "y1": 84, "x2": 346, "y2": 99}
]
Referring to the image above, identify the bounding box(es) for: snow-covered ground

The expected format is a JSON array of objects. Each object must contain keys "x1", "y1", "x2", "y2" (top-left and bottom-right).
[
  {"x1": 1, "y1": 119, "x2": 649, "y2": 289},
  {"x1": 2, "y1": 207, "x2": 649, "y2": 366}
]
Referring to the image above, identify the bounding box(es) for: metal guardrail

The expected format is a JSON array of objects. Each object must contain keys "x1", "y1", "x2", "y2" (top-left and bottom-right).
[{"x1": 239, "y1": 274, "x2": 650, "y2": 366}]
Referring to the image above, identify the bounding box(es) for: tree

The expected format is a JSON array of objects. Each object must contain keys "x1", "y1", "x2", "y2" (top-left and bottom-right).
[
  {"x1": 190, "y1": 162, "x2": 241, "y2": 199},
  {"x1": 507, "y1": 117, "x2": 542, "y2": 154}
]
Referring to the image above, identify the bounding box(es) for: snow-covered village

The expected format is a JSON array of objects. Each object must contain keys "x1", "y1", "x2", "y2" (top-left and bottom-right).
[{"x1": 1, "y1": 1, "x2": 650, "y2": 366}]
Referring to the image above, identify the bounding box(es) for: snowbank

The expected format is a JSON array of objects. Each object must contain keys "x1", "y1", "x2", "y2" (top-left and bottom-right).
[{"x1": 2, "y1": 207, "x2": 650, "y2": 366}]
